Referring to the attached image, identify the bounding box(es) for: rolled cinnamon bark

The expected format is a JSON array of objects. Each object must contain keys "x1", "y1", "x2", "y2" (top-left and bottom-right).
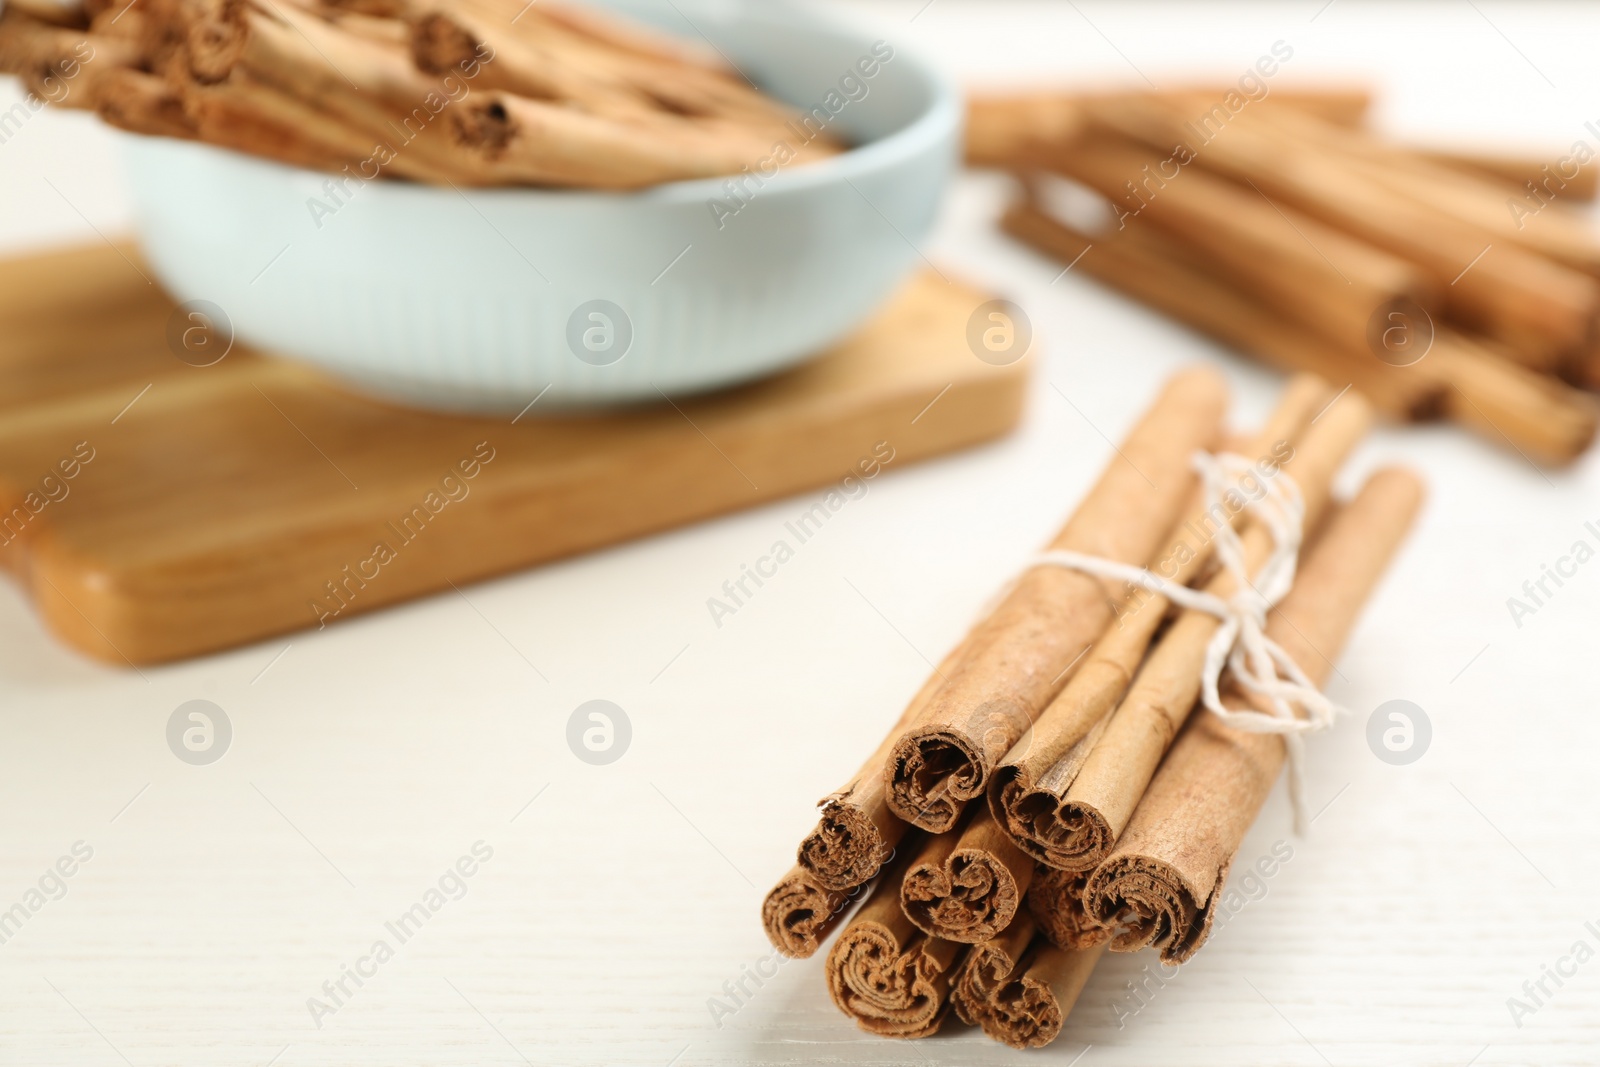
[
  {"x1": 1094, "y1": 96, "x2": 1600, "y2": 370},
  {"x1": 412, "y1": 4, "x2": 813, "y2": 144},
  {"x1": 952, "y1": 913, "x2": 1106, "y2": 1049},
  {"x1": 88, "y1": 3, "x2": 146, "y2": 42},
  {"x1": 5, "y1": 0, "x2": 89, "y2": 30},
  {"x1": 760, "y1": 865, "x2": 851, "y2": 959},
  {"x1": 0, "y1": 7, "x2": 138, "y2": 78},
  {"x1": 174, "y1": 67, "x2": 398, "y2": 169},
  {"x1": 1411, "y1": 144, "x2": 1599, "y2": 202},
  {"x1": 319, "y1": 8, "x2": 408, "y2": 47},
  {"x1": 988, "y1": 372, "x2": 1333, "y2": 871},
  {"x1": 825, "y1": 837, "x2": 966, "y2": 1039},
  {"x1": 94, "y1": 67, "x2": 197, "y2": 138},
  {"x1": 185, "y1": 1, "x2": 489, "y2": 182},
  {"x1": 1239, "y1": 106, "x2": 1600, "y2": 277},
  {"x1": 1083, "y1": 466, "x2": 1425, "y2": 963},
  {"x1": 797, "y1": 736, "x2": 912, "y2": 893},
  {"x1": 449, "y1": 90, "x2": 796, "y2": 188},
  {"x1": 1004, "y1": 194, "x2": 1591, "y2": 462},
  {"x1": 965, "y1": 84, "x2": 1371, "y2": 169},
  {"x1": 525, "y1": 0, "x2": 730, "y2": 74},
  {"x1": 389, "y1": 0, "x2": 729, "y2": 74},
  {"x1": 798, "y1": 645, "x2": 962, "y2": 891},
  {"x1": 1033, "y1": 386, "x2": 1372, "y2": 874},
  {"x1": 1000, "y1": 196, "x2": 1445, "y2": 422},
  {"x1": 1223, "y1": 105, "x2": 1600, "y2": 283},
  {"x1": 1429, "y1": 330, "x2": 1599, "y2": 466},
  {"x1": 951, "y1": 911, "x2": 1038, "y2": 1025},
  {"x1": 1349, "y1": 151, "x2": 1600, "y2": 277},
  {"x1": 411, "y1": 7, "x2": 614, "y2": 106},
  {"x1": 319, "y1": 0, "x2": 413, "y2": 17},
  {"x1": 1053, "y1": 126, "x2": 1437, "y2": 362},
  {"x1": 883, "y1": 367, "x2": 1230, "y2": 833},
  {"x1": 900, "y1": 807, "x2": 1035, "y2": 944},
  {"x1": 1027, "y1": 867, "x2": 1111, "y2": 950}
]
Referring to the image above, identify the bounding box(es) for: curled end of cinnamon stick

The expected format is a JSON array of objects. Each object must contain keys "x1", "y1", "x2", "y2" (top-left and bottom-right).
[
  {"x1": 1082, "y1": 853, "x2": 1214, "y2": 964},
  {"x1": 96, "y1": 67, "x2": 197, "y2": 140},
  {"x1": 760, "y1": 866, "x2": 848, "y2": 959},
  {"x1": 991, "y1": 770, "x2": 1115, "y2": 872},
  {"x1": 185, "y1": 0, "x2": 249, "y2": 85},
  {"x1": 449, "y1": 96, "x2": 514, "y2": 157},
  {"x1": 1026, "y1": 866, "x2": 1113, "y2": 951},
  {"x1": 409, "y1": 11, "x2": 476, "y2": 77},
  {"x1": 978, "y1": 942, "x2": 1105, "y2": 1048},
  {"x1": 977, "y1": 964, "x2": 1065, "y2": 1048},
  {"x1": 825, "y1": 922, "x2": 961, "y2": 1038},
  {"x1": 797, "y1": 800, "x2": 889, "y2": 892},
  {"x1": 886, "y1": 729, "x2": 984, "y2": 832},
  {"x1": 901, "y1": 846, "x2": 1023, "y2": 944}
]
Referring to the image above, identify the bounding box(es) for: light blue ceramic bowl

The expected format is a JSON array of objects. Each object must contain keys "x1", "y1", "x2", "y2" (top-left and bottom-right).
[{"x1": 122, "y1": 0, "x2": 960, "y2": 409}]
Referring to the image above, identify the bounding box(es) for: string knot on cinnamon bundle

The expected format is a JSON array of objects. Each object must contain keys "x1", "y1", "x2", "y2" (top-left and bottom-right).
[{"x1": 1031, "y1": 449, "x2": 1338, "y2": 832}]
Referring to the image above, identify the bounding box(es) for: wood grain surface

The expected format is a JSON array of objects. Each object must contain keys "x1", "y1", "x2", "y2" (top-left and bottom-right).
[{"x1": 0, "y1": 244, "x2": 1027, "y2": 664}]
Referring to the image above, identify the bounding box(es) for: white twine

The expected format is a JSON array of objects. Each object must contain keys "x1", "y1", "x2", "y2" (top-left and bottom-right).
[{"x1": 1031, "y1": 451, "x2": 1339, "y2": 833}]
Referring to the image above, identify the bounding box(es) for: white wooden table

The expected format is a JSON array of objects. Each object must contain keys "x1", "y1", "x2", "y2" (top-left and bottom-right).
[{"x1": 3, "y1": 2, "x2": 1598, "y2": 1063}]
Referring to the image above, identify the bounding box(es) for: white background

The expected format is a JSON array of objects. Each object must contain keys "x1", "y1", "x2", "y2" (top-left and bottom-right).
[{"x1": 3, "y1": 2, "x2": 1599, "y2": 1064}]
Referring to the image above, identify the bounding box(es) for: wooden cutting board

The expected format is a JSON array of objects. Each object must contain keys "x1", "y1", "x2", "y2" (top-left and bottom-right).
[{"x1": 0, "y1": 243, "x2": 1029, "y2": 665}]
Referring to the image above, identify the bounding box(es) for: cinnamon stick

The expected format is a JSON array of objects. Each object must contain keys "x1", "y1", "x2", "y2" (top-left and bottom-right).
[
  {"x1": 1026, "y1": 867, "x2": 1111, "y2": 950},
  {"x1": 1004, "y1": 193, "x2": 1593, "y2": 462},
  {"x1": 951, "y1": 911, "x2": 1039, "y2": 1025},
  {"x1": 0, "y1": 7, "x2": 137, "y2": 79},
  {"x1": 1052, "y1": 124, "x2": 1437, "y2": 360},
  {"x1": 86, "y1": 3, "x2": 141, "y2": 37},
  {"x1": 172, "y1": 69, "x2": 393, "y2": 174},
  {"x1": 987, "y1": 373, "x2": 1334, "y2": 871},
  {"x1": 1429, "y1": 330, "x2": 1599, "y2": 466},
  {"x1": 5, "y1": 0, "x2": 89, "y2": 30},
  {"x1": 185, "y1": 0, "x2": 487, "y2": 182},
  {"x1": 1250, "y1": 106, "x2": 1600, "y2": 277},
  {"x1": 1035, "y1": 388, "x2": 1372, "y2": 873},
  {"x1": 1351, "y1": 152, "x2": 1600, "y2": 276},
  {"x1": 523, "y1": 0, "x2": 729, "y2": 74},
  {"x1": 319, "y1": 8, "x2": 409, "y2": 47},
  {"x1": 883, "y1": 367, "x2": 1231, "y2": 832},
  {"x1": 900, "y1": 807, "x2": 1035, "y2": 944},
  {"x1": 412, "y1": 3, "x2": 814, "y2": 144},
  {"x1": 449, "y1": 91, "x2": 799, "y2": 189},
  {"x1": 1092, "y1": 95, "x2": 1600, "y2": 371},
  {"x1": 1000, "y1": 195, "x2": 1445, "y2": 422},
  {"x1": 95, "y1": 67, "x2": 197, "y2": 139},
  {"x1": 1411, "y1": 143, "x2": 1599, "y2": 202},
  {"x1": 1083, "y1": 466, "x2": 1425, "y2": 963},
  {"x1": 760, "y1": 865, "x2": 850, "y2": 960},
  {"x1": 410, "y1": 7, "x2": 623, "y2": 107},
  {"x1": 824, "y1": 837, "x2": 966, "y2": 1038},
  {"x1": 965, "y1": 84, "x2": 1371, "y2": 169},
  {"x1": 952, "y1": 913, "x2": 1106, "y2": 1049},
  {"x1": 388, "y1": 0, "x2": 730, "y2": 74},
  {"x1": 797, "y1": 644, "x2": 964, "y2": 891}
]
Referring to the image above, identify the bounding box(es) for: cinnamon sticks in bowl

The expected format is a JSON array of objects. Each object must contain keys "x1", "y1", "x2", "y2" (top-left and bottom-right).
[
  {"x1": 0, "y1": 0, "x2": 844, "y2": 188},
  {"x1": 17, "y1": 0, "x2": 960, "y2": 408},
  {"x1": 763, "y1": 368, "x2": 1424, "y2": 1048},
  {"x1": 974, "y1": 86, "x2": 1600, "y2": 465}
]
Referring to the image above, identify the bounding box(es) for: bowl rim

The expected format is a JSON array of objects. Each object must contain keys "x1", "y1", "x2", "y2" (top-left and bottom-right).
[{"x1": 125, "y1": 0, "x2": 962, "y2": 206}]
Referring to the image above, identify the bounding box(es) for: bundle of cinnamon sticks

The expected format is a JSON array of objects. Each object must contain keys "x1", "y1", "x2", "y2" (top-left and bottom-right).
[
  {"x1": 763, "y1": 367, "x2": 1424, "y2": 1048},
  {"x1": 971, "y1": 85, "x2": 1600, "y2": 466},
  {"x1": 0, "y1": 0, "x2": 839, "y2": 188}
]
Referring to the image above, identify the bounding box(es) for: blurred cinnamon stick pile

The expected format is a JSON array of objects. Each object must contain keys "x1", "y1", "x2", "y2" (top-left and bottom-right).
[
  {"x1": 971, "y1": 85, "x2": 1600, "y2": 466},
  {"x1": 0, "y1": 0, "x2": 839, "y2": 188},
  {"x1": 763, "y1": 368, "x2": 1424, "y2": 1048}
]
